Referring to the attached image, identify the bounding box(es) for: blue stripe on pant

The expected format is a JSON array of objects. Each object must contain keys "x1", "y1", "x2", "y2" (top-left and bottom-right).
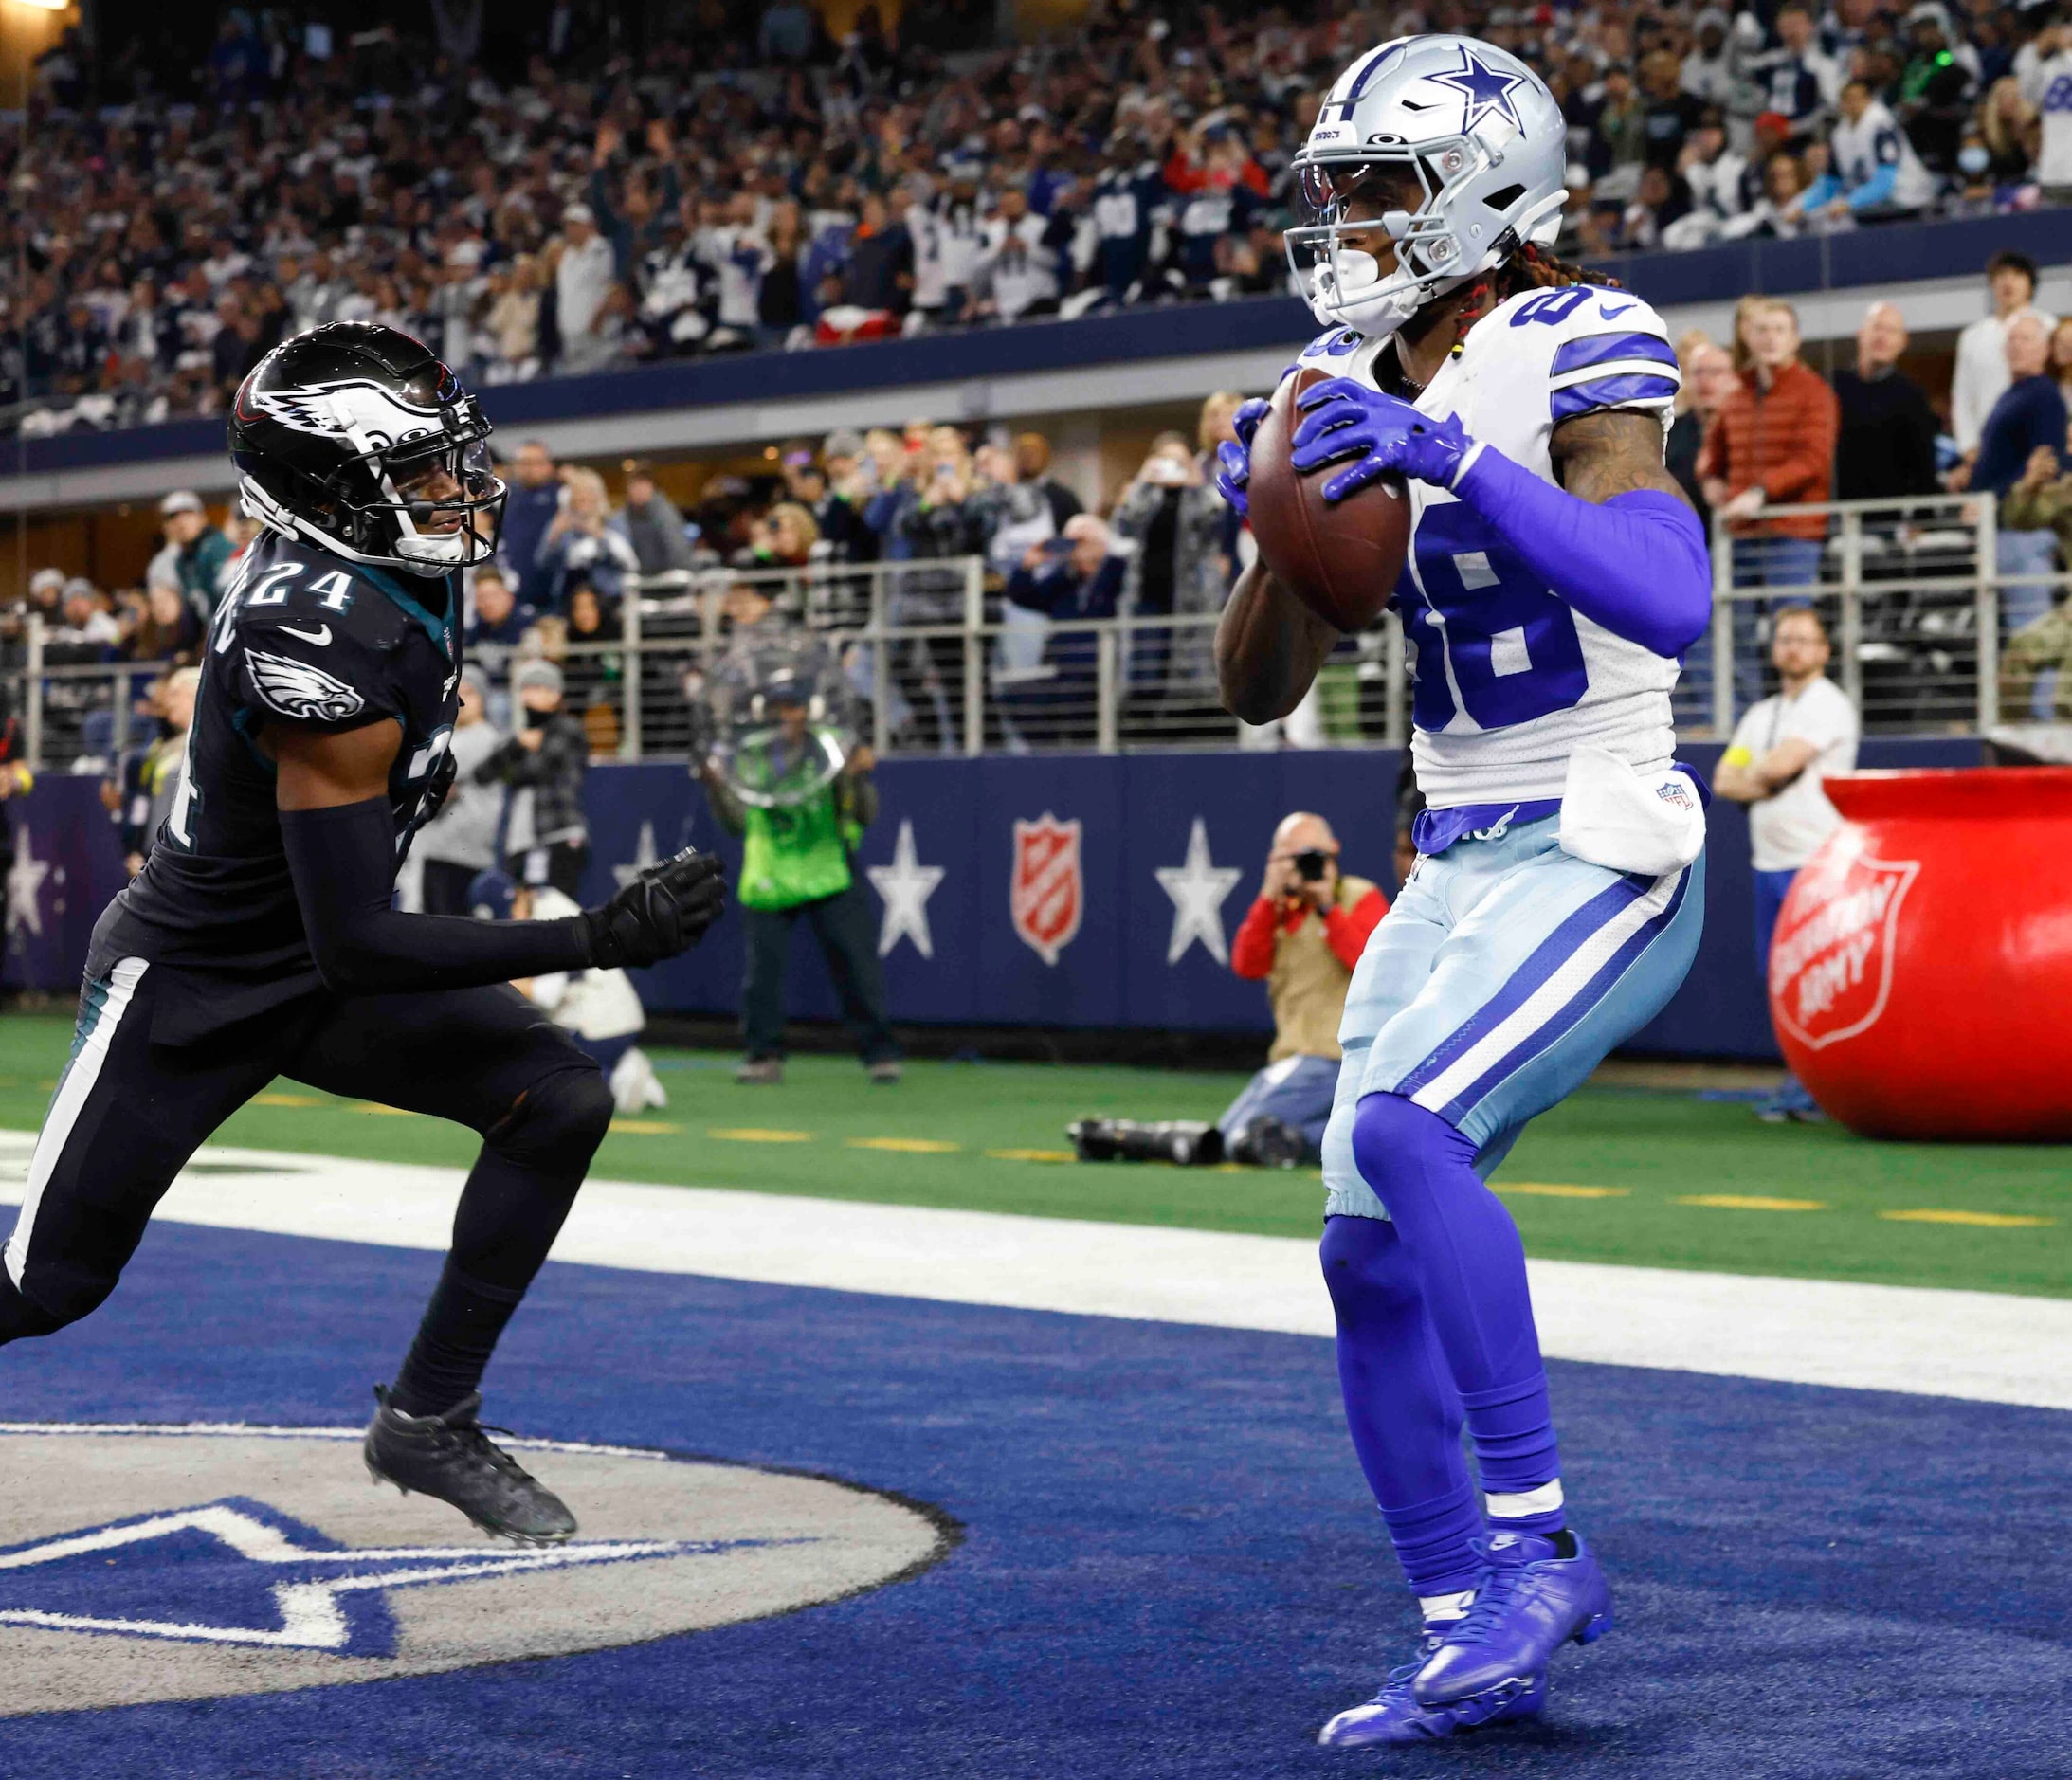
[{"x1": 1321, "y1": 815, "x2": 1705, "y2": 1221}]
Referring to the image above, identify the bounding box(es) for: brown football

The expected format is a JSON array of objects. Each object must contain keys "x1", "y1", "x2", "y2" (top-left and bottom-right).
[{"x1": 1245, "y1": 366, "x2": 1410, "y2": 632}]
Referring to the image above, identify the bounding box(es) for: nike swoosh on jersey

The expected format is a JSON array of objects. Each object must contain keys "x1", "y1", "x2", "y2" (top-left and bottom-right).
[
  {"x1": 277, "y1": 623, "x2": 333, "y2": 645},
  {"x1": 1596, "y1": 300, "x2": 1639, "y2": 319}
]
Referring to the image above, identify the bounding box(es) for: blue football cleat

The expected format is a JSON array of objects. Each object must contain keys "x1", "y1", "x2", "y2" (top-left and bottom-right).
[
  {"x1": 1412, "y1": 1530, "x2": 1613, "y2": 1707},
  {"x1": 1318, "y1": 1626, "x2": 1547, "y2": 1747}
]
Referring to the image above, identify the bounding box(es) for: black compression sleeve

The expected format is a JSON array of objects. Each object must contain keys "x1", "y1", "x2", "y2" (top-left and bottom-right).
[{"x1": 280, "y1": 797, "x2": 592, "y2": 994}]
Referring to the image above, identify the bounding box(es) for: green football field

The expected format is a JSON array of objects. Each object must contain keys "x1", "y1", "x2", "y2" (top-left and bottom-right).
[{"x1": 1, "y1": 1011, "x2": 2064, "y2": 1299}]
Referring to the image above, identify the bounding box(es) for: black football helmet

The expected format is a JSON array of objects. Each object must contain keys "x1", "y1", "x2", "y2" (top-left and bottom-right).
[{"x1": 229, "y1": 322, "x2": 505, "y2": 578}]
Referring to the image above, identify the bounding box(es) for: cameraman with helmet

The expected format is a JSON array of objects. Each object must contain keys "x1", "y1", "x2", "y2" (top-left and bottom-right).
[{"x1": 1071, "y1": 811, "x2": 1387, "y2": 1167}]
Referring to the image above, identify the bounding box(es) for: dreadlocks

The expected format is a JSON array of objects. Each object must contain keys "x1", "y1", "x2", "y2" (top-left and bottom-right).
[{"x1": 1449, "y1": 242, "x2": 1618, "y2": 351}]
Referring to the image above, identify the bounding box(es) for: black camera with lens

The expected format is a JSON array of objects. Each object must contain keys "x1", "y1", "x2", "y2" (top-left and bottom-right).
[{"x1": 1292, "y1": 849, "x2": 1331, "y2": 882}]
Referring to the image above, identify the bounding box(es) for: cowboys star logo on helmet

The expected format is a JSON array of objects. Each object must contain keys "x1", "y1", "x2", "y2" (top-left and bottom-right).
[
  {"x1": 245, "y1": 651, "x2": 368, "y2": 724},
  {"x1": 1285, "y1": 34, "x2": 1569, "y2": 338},
  {"x1": 1429, "y1": 47, "x2": 1528, "y2": 132}
]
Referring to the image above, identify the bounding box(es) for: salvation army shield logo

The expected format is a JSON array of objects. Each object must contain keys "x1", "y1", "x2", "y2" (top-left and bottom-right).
[
  {"x1": 0, "y1": 1424, "x2": 948, "y2": 1716},
  {"x1": 1010, "y1": 812, "x2": 1082, "y2": 967},
  {"x1": 1769, "y1": 846, "x2": 1920, "y2": 1050}
]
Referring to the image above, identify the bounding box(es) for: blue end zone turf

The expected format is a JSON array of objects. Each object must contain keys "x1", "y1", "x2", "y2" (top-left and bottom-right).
[{"x1": 3, "y1": 1220, "x2": 2067, "y2": 1778}]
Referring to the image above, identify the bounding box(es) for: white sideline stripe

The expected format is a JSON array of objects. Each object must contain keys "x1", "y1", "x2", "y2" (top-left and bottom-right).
[
  {"x1": 0, "y1": 1135, "x2": 2066, "y2": 1413},
  {"x1": 4, "y1": 957, "x2": 147, "y2": 1289}
]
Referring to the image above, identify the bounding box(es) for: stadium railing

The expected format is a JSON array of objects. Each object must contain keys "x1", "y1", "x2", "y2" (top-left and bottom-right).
[{"x1": 7, "y1": 495, "x2": 2058, "y2": 773}]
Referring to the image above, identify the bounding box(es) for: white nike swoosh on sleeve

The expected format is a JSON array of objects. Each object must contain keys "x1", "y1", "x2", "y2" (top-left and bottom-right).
[{"x1": 277, "y1": 624, "x2": 333, "y2": 645}]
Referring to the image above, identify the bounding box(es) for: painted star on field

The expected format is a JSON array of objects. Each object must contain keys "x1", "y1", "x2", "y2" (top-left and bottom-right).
[
  {"x1": 0, "y1": 1498, "x2": 765, "y2": 1658},
  {"x1": 6, "y1": 834, "x2": 48, "y2": 939},
  {"x1": 867, "y1": 819, "x2": 944, "y2": 960},
  {"x1": 611, "y1": 820, "x2": 660, "y2": 889},
  {"x1": 1431, "y1": 48, "x2": 1526, "y2": 133},
  {"x1": 1155, "y1": 818, "x2": 1242, "y2": 968}
]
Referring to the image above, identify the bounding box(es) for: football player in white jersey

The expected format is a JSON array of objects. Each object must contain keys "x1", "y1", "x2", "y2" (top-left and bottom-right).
[{"x1": 1213, "y1": 35, "x2": 1713, "y2": 1748}]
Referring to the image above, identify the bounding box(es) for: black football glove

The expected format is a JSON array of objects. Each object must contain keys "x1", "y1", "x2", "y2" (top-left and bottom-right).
[
  {"x1": 579, "y1": 846, "x2": 728, "y2": 968},
  {"x1": 418, "y1": 749, "x2": 459, "y2": 825}
]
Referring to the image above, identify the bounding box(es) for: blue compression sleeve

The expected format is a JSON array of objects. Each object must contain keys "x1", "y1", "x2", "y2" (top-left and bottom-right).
[{"x1": 1452, "y1": 441, "x2": 1712, "y2": 658}]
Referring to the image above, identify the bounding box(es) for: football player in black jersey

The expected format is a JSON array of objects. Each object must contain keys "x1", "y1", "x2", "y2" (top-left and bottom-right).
[{"x1": 0, "y1": 323, "x2": 726, "y2": 1544}]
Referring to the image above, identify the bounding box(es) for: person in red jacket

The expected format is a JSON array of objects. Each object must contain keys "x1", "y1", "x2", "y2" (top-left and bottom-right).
[
  {"x1": 1695, "y1": 295, "x2": 1840, "y2": 715},
  {"x1": 1070, "y1": 812, "x2": 1388, "y2": 1168}
]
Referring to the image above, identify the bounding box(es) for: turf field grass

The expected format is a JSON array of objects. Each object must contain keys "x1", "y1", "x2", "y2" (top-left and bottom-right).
[{"x1": 0, "y1": 1012, "x2": 2064, "y2": 1299}]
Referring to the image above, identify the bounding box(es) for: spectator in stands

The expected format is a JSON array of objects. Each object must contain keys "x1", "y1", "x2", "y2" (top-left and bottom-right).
[
  {"x1": 1014, "y1": 431, "x2": 1083, "y2": 533},
  {"x1": 1744, "y1": 4, "x2": 1843, "y2": 144},
  {"x1": 793, "y1": 430, "x2": 877, "y2": 563},
  {"x1": 498, "y1": 440, "x2": 562, "y2": 608},
  {"x1": 1899, "y1": 3, "x2": 1981, "y2": 174},
  {"x1": 2020, "y1": 15, "x2": 2072, "y2": 201},
  {"x1": 550, "y1": 204, "x2": 624, "y2": 375},
  {"x1": 1668, "y1": 333, "x2": 1735, "y2": 527},
  {"x1": 413, "y1": 667, "x2": 505, "y2": 916},
  {"x1": 697, "y1": 675, "x2": 900, "y2": 1086},
  {"x1": 479, "y1": 659, "x2": 591, "y2": 897},
  {"x1": 1794, "y1": 79, "x2": 1939, "y2": 220},
  {"x1": 1720, "y1": 148, "x2": 1814, "y2": 239},
  {"x1": 1699, "y1": 298, "x2": 1831, "y2": 584},
  {"x1": 969, "y1": 440, "x2": 1056, "y2": 577},
  {"x1": 1070, "y1": 811, "x2": 1388, "y2": 1168},
  {"x1": 1952, "y1": 252, "x2": 2053, "y2": 460},
  {"x1": 463, "y1": 565, "x2": 537, "y2": 723},
  {"x1": 1958, "y1": 313, "x2": 2070, "y2": 705},
  {"x1": 55, "y1": 579, "x2": 120, "y2": 651},
  {"x1": 617, "y1": 463, "x2": 697, "y2": 580},
  {"x1": 1999, "y1": 445, "x2": 2072, "y2": 722},
  {"x1": 1717, "y1": 608, "x2": 1859, "y2": 1122},
  {"x1": 561, "y1": 583, "x2": 625, "y2": 737},
  {"x1": 1833, "y1": 301, "x2": 1942, "y2": 502},
  {"x1": 997, "y1": 513, "x2": 1124, "y2": 748},
  {"x1": 129, "y1": 582, "x2": 203, "y2": 664},
  {"x1": 740, "y1": 502, "x2": 821, "y2": 570},
  {"x1": 154, "y1": 492, "x2": 232, "y2": 622},
  {"x1": 1698, "y1": 296, "x2": 1839, "y2": 708},
  {"x1": 114, "y1": 665, "x2": 197, "y2": 876},
  {"x1": 842, "y1": 192, "x2": 915, "y2": 318},
  {"x1": 536, "y1": 466, "x2": 640, "y2": 612},
  {"x1": 2049, "y1": 318, "x2": 2072, "y2": 408},
  {"x1": 1111, "y1": 404, "x2": 1239, "y2": 707}
]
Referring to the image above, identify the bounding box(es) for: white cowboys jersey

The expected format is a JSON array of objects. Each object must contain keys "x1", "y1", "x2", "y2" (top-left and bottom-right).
[{"x1": 1292, "y1": 284, "x2": 1684, "y2": 807}]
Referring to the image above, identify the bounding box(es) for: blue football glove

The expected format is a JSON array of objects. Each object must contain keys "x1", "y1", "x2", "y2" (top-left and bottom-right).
[
  {"x1": 1289, "y1": 376, "x2": 1480, "y2": 502},
  {"x1": 1212, "y1": 395, "x2": 1273, "y2": 517}
]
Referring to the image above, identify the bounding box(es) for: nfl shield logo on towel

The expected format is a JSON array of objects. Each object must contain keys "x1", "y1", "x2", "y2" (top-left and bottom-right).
[
  {"x1": 1769, "y1": 848, "x2": 1919, "y2": 1050},
  {"x1": 1010, "y1": 813, "x2": 1082, "y2": 967}
]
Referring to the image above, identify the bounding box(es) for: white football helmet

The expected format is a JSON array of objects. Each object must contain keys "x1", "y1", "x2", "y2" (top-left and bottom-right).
[{"x1": 1285, "y1": 35, "x2": 1569, "y2": 338}]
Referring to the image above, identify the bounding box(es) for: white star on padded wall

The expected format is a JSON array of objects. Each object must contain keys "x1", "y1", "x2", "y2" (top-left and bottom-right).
[
  {"x1": 611, "y1": 820, "x2": 660, "y2": 889},
  {"x1": 7, "y1": 834, "x2": 48, "y2": 939},
  {"x1": 1155, "y1": 818, "x2": 1242, "y2": 967},
  {"x1": 867, "y1": 818, "x2": 945, "y2": 960}
]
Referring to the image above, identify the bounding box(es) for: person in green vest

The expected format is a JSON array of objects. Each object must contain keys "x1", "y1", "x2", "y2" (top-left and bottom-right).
[{"x1": 697, "y1": 676, "x2": 901, "y2": 1085}]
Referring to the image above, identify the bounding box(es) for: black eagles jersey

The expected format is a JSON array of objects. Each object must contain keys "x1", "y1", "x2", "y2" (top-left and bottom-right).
[{"x1": 93, "y1": 531, "x2": 463, "y2": 1041}]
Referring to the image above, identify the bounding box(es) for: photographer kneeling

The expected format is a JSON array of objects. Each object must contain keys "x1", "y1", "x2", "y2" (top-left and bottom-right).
[{"x1": 1071, "y1": 812, "x2": 1388, "y2": 1167}]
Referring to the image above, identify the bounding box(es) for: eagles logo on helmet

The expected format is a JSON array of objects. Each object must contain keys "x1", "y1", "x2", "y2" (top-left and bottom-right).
[{"x1": 229, "y1": 321, "x2": 507, "y2": 578}]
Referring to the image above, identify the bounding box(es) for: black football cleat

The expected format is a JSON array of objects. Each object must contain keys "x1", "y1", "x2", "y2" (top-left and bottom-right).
[{"x1": 363, "y1": 1386, "x2": 577, "y2": 1545}]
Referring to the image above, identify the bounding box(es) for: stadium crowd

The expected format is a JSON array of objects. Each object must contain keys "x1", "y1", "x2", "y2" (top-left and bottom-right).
[
  {"x1": 7, "y1": 0, "x2": 2070, "y2": 433},
  {"x1": 19, "y1": 236, "x2": 2072, "y2": 781}
]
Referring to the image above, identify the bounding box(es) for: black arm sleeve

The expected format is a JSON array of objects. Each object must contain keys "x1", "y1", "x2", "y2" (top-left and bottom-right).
[{"x1": 281, "y1": 797, "x2": 592, "y2": 994}]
